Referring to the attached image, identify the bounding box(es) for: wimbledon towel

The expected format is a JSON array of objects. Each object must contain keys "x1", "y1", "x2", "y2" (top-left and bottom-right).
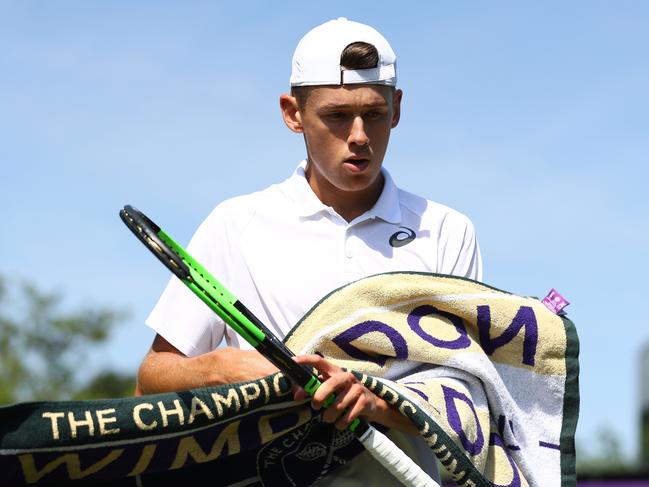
[{"x1": 0, "y1": 272, "x2": 579, "y2": 486}]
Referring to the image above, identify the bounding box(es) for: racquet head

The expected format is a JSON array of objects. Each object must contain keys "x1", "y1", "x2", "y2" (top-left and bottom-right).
[{"x1": 119, "y1": 205, "x2": 189, "y2": 281}]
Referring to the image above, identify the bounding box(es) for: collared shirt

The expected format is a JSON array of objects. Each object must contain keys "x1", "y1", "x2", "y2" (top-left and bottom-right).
[{"x1": 146, "y1": 160, "x2": 483, "y2": 355}]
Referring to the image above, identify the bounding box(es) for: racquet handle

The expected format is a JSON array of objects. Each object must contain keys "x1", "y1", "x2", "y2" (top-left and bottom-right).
[{"x1": 358, "y1": 427, "x2": 440, "y2": 487}]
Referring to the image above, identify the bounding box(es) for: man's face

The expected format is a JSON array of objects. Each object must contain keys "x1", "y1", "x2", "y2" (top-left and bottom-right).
[{"x1": 295, "y1": 84, "x2": 402, "y2": 200}]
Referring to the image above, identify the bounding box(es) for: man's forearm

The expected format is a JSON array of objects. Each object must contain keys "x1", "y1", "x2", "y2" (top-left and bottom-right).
[
  {"x1": 137, "y1": 346, "x2": 278, "y2": 395},
  {"x1": 137, "y1": 349, "x2": 225, "y2": 395}
]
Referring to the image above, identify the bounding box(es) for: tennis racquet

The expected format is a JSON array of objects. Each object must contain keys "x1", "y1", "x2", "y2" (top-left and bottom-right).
[{"x1": 120, "y1": 204, "x2": 440, "y2": 487}]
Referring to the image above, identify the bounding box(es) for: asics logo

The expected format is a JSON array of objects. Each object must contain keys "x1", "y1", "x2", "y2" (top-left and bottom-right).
[{"x1": 389, "y1": 227, "x2": 416, "y2": 247}]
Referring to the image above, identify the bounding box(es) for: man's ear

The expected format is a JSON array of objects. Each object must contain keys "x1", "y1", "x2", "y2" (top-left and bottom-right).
[
  {"x1": 280, "y1": 94, "x2": 303, "y2": 133},
  {"x1": 390, "y1": 89, "x2": 403, "y2": 129}
]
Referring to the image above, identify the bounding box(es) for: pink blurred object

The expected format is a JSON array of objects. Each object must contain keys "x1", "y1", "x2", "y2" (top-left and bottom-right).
[{"x1": 542, "y1": 288, "x2": 570, "y2": 314}]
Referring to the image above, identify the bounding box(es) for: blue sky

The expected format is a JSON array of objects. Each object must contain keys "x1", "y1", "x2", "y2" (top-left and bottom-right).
[{"x1": 1, "y1": 1, "x2": 648, "y2": 461}]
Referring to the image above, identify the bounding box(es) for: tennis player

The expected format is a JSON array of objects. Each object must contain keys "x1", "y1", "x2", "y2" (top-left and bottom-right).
[{"x1": 137, "y1": 18, "x2": 482, "y2": 484}]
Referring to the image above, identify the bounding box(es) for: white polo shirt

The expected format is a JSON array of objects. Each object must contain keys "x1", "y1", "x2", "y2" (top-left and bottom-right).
[
  {"x1": 146, "y1": 161, "x2": 482, "y2": 354},
  {"x1": 146, "y1": 160, "x2": 482, "y2": 485}
]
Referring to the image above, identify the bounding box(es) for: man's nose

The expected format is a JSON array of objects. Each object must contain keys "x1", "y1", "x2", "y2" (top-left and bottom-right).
[{"x1": 348, "y1": 116, "x2": 369, "y2": 146}]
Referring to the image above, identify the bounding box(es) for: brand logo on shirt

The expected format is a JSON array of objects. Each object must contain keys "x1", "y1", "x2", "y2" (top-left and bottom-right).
[{"x1": 389, "y1": 227, "x2": 416, "y2": 248}]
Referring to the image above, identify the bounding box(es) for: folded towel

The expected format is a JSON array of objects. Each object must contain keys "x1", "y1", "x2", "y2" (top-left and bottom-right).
[{"x1": 286, "y1": 272, "x2": 580, "y2": 486}]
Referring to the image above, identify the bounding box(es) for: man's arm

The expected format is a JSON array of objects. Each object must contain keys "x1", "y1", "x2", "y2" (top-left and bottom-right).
[
  {"x1": 292, "y1": 354, "x2": 418, "y2": 434},
  {"x1": 135, "y1": 334, "x2": 279, "y2": 395},
  {"x1": 137, "y1": 338, "x2": 416, "y2": 434}
]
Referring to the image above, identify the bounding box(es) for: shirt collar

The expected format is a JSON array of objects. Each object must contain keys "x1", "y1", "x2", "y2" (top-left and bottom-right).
[
  {"x1": 363, "y1": 168, "x2": 402, "y2": 224},
  {"x1": 284, "y1": 161, "x2": 329, "y2": 218},
  {"x1": 281, "y1": 160, "x2": 402, "y2": 224}
]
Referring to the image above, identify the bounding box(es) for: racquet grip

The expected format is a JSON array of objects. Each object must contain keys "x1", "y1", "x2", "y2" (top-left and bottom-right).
[{"x1": 357, "y1": 426, "x2": 440, "y2": 487}]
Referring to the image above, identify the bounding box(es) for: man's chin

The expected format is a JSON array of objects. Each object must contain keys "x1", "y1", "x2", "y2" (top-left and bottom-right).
[{"x1": 337, "y1": 171, "x2": 384, "y2": 194}]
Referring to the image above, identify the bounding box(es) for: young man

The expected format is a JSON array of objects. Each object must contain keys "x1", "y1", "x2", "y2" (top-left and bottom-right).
[{"x1": 137, "y1": 18, "x2": 482, "y2": 484}]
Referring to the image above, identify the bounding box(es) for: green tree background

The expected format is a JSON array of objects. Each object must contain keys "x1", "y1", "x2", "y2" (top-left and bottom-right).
[{"x1": 0, "y1": 274, "x2": 135, "y2": 404}]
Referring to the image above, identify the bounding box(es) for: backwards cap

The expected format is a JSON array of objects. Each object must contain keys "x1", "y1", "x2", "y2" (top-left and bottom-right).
[{"x1": 290, "y1": 17, "x2": 397, "y2": 87}]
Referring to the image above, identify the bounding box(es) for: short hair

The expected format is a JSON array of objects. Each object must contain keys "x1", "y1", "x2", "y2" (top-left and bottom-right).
[
  {"x1": 292, "y1": 41, "x2": 381, "y2": 109},
  {"x1": 340, "y1": 41, "x2": 380, "y2": 71}
]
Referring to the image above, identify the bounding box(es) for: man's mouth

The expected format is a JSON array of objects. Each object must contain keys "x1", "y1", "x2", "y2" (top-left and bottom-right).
[{"x1": 343, "y1": 157, "x2": 370, "y2": 172}]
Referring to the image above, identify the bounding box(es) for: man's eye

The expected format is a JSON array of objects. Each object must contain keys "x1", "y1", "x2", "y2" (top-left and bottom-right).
[
  {"x1": 326, "y1": 112, "x2": 347, "y2": 121},
  {"x1": 365, "y1": 111, "x2": 385, "y2": 120}
]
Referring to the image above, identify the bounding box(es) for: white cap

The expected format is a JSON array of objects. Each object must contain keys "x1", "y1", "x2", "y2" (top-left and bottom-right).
[{"x1": 290, "y1": 17, "x2": 397, "y2": 87}]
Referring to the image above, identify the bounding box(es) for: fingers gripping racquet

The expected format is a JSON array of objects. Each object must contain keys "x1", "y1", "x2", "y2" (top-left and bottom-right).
[{"x1": 120, "y1": 205, "x2": 440, "y2": 487}]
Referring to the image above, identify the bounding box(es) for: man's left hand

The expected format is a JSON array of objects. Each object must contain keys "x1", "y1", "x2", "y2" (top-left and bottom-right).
[{"x1": 292, "y1": 354, "x2": 417, "y2": 434}]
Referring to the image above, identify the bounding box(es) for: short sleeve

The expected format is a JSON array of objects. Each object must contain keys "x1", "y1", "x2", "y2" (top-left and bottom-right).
[
  {"x1": 145, "y1": 208, "x2": 231, "y2": 356},
  {"x1": 438, "y1": 214, "x2": 484, "y2": 282}
]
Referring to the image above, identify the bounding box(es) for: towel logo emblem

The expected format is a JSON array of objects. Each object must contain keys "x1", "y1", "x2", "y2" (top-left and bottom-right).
[{"x1": 389, "y1": 227, "x2": 416, "y2": 247}]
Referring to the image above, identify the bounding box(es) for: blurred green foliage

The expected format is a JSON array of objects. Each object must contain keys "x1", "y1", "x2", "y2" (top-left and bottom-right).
[
  {"x1": 577, "y1": 425, "x2": 647, "y2": 478},
  {"x1": 0, "y1": 274, "x2": 136, "y2": 404},
  {"x1": 642, "y1": 408, "x2": 649, "y2": 468}
]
